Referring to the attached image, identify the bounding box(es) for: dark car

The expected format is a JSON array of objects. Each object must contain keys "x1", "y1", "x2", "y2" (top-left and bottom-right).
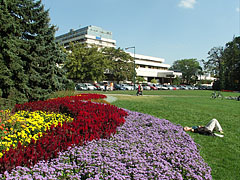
[
  {"x1": 114, "y1": 84, "x2": 126, "y2": 90},
  {"x1": 75, "y1": 83, "x2": 87, "y2": 91}
]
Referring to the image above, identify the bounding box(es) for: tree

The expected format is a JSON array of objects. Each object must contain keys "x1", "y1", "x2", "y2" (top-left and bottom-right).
[
  {"x1": 203, "y1": 47, "x2": 224, "y2": 77},
  {"x1": 172, "y1": 76, "x2": 181, "y2": 85},
  {"x1": 151, "y1": 78, "x2": 157, "y2": 84},
  {"x1": 101, "y1": 47, "x2": 134, "y2": 82},
  {"x1": 0, "y1": 0, "x2": 68, "y2": 103},
  {"x1": 203, "y1": 47, "x2": 225, "y2": 90},
  {"x1": 222, "y1": 36, "x2": 240, "y2": 90},
  {"x1": 204, "y1": 36, "x2": 240, "y2": 90},
  {"x1": 136, "y1": 76, "x2": 146, "y2": 83},
  {"x1": 64, "y1": 43, "x2": 107, "y2": 82},
  {"x1": 170, "y1": 59, "x2": 200, "y2": 84}
]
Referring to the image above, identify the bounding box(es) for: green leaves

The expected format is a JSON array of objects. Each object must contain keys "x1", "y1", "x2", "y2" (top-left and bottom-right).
[
  {"x1": 64, "y1": 43, "x2": 106, "y2": 82},
  {"x1": 204, "y1": 36, "x2": 240, "y2": 90},
  {"x1": 101, "y1": 47, "x2": 134, "y2": 82},
  {"x1": 64, "y1": 44, "x2": 134, "y2": 83},
  {"x1": 170, "y1": 59, "x2": 200, "y2": 84},
  {"x1": 0, "y1": 0, "x2": 68, "y2": 103}
]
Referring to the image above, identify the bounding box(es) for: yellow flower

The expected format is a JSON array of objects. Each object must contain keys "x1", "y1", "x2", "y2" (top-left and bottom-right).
[{"x1": 0, "y1": 110, "x2": 73, "y2": 157}]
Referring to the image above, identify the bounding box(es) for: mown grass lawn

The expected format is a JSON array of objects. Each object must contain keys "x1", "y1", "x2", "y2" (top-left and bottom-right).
[{"x1": 82, "y1": 90, "x2": 240, "y2": 180}]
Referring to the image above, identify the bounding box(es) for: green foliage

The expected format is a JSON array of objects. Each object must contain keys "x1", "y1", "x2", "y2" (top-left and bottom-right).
[
  {"x1": 0, "y1": 0, "x2": 68, "y2": 103},
  {"x1": 170, "y1": 59, "x2": 200, "y2": 84},
  {"x1": 197, "y1": 79, "x2": 212, "y2": 85},
  {"x1": 172, "y1": 76, "x2": 181, "y2": 85},
  {"x1": 136, "y1": 76, "x2": 146, "y2": 83},
  {"x1": 64, "y1": 80, "x2": 75, "y2": 91},
  {"x1": 204, "y1": 36, "x2": 240, "y2": 91},
  {"x1": 222, "y1": 36, "x2": 240, "y2": 90},
  {"x1": 64, "y1": 43, "x2": 107, "y2": 82},
  {"x1": 47, "y1": 90, "x2": 76, "y2": 99},
  {"x1": 150, "y1": 78, "x2": 157, "y2": 84},
  {"x1": 204, "y1": 47, "x2": 224, "y2": 78},
  {"x1": 101, "y1": 47, "x2": 134, "y2": 82}
]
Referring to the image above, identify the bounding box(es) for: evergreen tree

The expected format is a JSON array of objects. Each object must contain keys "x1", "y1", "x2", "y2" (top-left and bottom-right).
[{"x1": 0, "y1": 0, "x2": 68, "y2": 103}]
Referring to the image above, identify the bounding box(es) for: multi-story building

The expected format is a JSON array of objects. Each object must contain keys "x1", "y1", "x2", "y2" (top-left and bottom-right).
[
  {"x1": 127, "y1": 52, "x2": 182, "y2": 84},
  {"x1": 55, "y1": 25, "x2": 116, "y2": 48},
  {"x1": 55, "y1": 25, "x2": 181, "y2": 83}
]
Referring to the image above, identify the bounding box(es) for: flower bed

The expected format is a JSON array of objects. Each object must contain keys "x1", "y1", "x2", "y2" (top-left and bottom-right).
[
  {"x1": 0, "y1": 111, "x2": 74, "y2": 156},
  {"x1": 1, "y1": 110, "x2": 212, "y2": 179},
  {"x1": 0, "y1": 94, "x2": 127, "y2": 174}
]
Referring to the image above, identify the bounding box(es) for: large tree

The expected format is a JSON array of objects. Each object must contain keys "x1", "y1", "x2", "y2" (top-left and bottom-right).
[
  {"x1": 170, "y1": 59, "x2": 200, "y2": 84},
  {"x1": 64, "y1": 43, "x2": 107, "y2": 82},
  {"x1": 203, "y1": 47, "x2": 225, "y2": 90},
  {"x1": 223, "y1": 36, "x2": 240, "y2": 90},
  {"x1": 0, "y1": 0, "x2": 68, "y2": 103},
  {"x1": 204, "y1": 36, "x2": 240, "y2": 90},
  {"x1": 101, "y1": 47, "x2": 134, "y2": 82}
]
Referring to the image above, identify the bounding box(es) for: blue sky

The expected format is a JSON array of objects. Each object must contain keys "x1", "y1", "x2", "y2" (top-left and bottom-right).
[{"x1": 42, "y1": 0, "x2": 240, "y2": 66}]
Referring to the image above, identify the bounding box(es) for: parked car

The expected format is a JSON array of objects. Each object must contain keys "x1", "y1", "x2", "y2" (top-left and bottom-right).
[
  {"x1": 162, "y1": 85, "x2": 173, "y2": 90},
  {"x1": 93, "y1": 83, "x2": 104, "y2": 90},
  {"x1": 114, "y1": 84, "x2": 126, "y2": 90},
  {"x1": 142, "y1": 84, "x2": 151, "y2": 90},
  {"x1": 177, "y1": 85, "x2": 186, "y2": 90},
  {"x1": 75, "y1": 83, "x2": 87, "y2": 91},
  {"x1": 149, "y1": 84, "x2": 158, "y2": 90},
  {"x1": 98, "y1": 82, "x2": 111, "y2": 91},
  {"x1": 83, "y1": 83, "x2": 97, "y2": 90},
  {"x1": 172, "y1": 85, "x2": 179, "y2": 90},
  {"x1": 120, "y1": 84, "x2": 134, "y2": 90},
  {"x1": 155, "y1": 84, "x2": 162, "y2": 90}
]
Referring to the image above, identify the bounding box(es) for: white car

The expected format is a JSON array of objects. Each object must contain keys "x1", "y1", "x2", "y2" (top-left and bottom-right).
[
  {"x1": 120, "y1": 84, "x2": 134, "y2": 90},
  {"x1": 83, "y1": 83, "x2": 97, "y2": 90},
  {"x1": 162, "y1": 85, "x2": 173, "y2": 90}
]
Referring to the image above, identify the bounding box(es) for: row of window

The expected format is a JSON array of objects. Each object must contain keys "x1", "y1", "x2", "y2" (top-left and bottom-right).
[{"x1": 138, "y1": 65, "x2": 167, "y2": 70}]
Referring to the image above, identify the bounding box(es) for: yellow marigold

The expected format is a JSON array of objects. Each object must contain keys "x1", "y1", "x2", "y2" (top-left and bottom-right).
[{"x1": 0, "y1": 110, "x2": 73, "y2": 158}]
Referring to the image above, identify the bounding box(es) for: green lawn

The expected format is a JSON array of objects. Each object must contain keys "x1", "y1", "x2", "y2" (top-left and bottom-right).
[{"x1": 96, "y1": 90, "x2": 240, "y2": 180}]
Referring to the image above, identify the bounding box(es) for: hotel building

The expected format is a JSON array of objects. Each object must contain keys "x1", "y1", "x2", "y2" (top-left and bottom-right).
[{"x1": 55, "y1": 25, "x2": 182, "y2": 83}]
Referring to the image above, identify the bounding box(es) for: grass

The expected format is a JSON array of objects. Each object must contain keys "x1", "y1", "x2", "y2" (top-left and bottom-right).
[{"x1": 88, "y1": 90, "x2": 239, "y2": 180}]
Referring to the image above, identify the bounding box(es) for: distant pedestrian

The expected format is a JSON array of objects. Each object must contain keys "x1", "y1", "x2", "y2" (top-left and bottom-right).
[
  {"x1": 110, "y1": 82, "x2": 113, "y2": 91},
  {"x1": 104, "y1": 83, "x2": 108, "y2": 91},
  {"x1": 136, "y1": 84, "x2": 143, "y2": 96}
]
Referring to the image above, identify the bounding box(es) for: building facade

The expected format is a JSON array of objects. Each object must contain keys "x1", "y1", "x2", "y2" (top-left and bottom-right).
[
  {"x1": 55, "y1": 25, "x2": 181, "y2": 83},
  {"x1": 127, "y1": 53, "x2": 182, "y2": 84},
  {"x1": 55, "y1": 26, "x2": 116, "y2": 48}
]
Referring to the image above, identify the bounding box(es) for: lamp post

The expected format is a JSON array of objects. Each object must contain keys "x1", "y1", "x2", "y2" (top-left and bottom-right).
[{"x1": 125, "y1": 46, "x2": 136, "y2": 89}]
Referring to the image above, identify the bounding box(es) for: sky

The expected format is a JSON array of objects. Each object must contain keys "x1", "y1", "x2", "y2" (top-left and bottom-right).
[{"x1": 41, "y1": 0, "x2": 240, "y2": 66}]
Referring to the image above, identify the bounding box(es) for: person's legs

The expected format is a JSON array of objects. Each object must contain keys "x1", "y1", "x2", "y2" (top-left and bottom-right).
[{"x1": 205, "y1": 119, "x2": 223, "y2": 132}]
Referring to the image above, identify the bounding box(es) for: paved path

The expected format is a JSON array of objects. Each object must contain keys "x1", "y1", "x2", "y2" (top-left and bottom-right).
[
  {"x1": 104, "y1": 95, "x2": 118, "y2": 103},
  {"x1": 104, "y1": 94, "x2": 202, "y2": 103}
]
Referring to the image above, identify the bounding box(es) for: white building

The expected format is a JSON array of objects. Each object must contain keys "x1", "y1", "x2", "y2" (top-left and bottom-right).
[
  {"x1": 127, "y1": 52, "x2": 182, "y2": 84},
  {"x1": 55, "y1": 26, "x2": 116, "y2": 48},
  {"x1": 55, "y1": 25, "x2": 181, "y2": 83}
]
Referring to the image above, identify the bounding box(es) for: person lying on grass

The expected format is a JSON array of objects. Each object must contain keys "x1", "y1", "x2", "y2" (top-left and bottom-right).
[{"x1": 184, "y1": 118, "x2": 224, "y2": 137}]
